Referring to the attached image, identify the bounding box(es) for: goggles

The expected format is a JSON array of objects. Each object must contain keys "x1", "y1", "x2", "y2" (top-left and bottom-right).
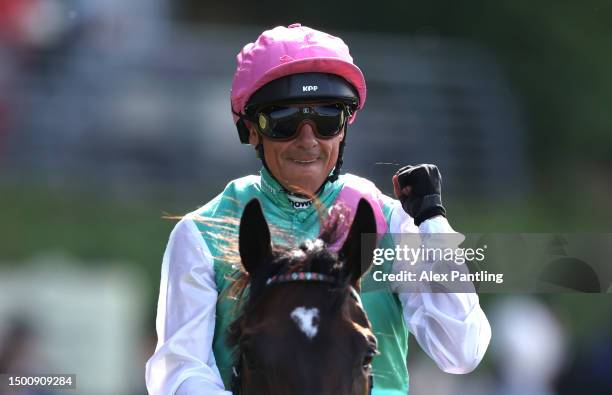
[{"x1": 249, "y1": 103, "x2": 351, "y2": 141}]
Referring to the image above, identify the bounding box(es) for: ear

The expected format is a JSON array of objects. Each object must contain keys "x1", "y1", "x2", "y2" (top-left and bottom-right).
[
  {"x1": 247, "y1": 124, "x2": 260, "y2": 146},
  {"x1": 239, "y1": 199, "x2": 272, "y2": 276},
  {"x1": 338, "y1": 199, "x2": 377, "y2": 290}
]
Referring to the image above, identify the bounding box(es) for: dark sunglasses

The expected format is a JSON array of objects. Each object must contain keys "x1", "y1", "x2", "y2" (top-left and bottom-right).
[{"x1": 251, "y1": 103, "x2": 351, "y2": 141}]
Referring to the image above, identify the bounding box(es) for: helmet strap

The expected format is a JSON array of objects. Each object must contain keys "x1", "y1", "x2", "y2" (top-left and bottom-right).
[{"x1": 327, "y1": 125, "x2": 347, "y2": 183}]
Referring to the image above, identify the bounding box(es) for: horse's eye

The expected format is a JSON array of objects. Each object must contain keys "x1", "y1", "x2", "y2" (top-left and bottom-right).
[
  {"x1": 362, "y1": 349, "x2": 378, "y2": 369},
  {"x1": 362, "y1": 354, "x2": 373, "y2": 368}
]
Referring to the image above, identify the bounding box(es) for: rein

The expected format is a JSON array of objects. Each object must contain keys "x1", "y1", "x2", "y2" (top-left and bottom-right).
[{"x1": 230, "y1": 271, "x2": 374, "y2": 395}]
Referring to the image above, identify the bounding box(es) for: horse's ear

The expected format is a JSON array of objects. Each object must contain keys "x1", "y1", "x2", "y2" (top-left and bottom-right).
[
  {"x1": 339, "y1": 199, "x2": 377, "y2": 291},
  {"x1": 239, "y1": 199, "x2": 272, "y2": 276}
]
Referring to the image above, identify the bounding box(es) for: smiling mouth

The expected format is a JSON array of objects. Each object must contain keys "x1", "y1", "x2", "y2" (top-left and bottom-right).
[{"x1": 291, "y1": 158, "x2": 318, "y2": 164}]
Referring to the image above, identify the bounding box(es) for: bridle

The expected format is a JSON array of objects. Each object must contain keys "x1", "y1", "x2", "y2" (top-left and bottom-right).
[{"x1": 230, "y1": 271, "x2": 375, "y2": 395}]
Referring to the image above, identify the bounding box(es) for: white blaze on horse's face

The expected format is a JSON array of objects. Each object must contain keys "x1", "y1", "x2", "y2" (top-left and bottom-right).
[{"x1": 290, "y1": 307, "x2": 320, "y2": 340}]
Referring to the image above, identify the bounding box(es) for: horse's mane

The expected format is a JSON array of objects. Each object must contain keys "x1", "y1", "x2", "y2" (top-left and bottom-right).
[{"x1": 226, "y1": 203, "x2": 354, "y2": 348}]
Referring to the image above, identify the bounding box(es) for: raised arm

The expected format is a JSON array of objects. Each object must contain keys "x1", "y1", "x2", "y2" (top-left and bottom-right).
[
  {"x1": 146, "y1": 215, "x2": 231, "y2": 394},
  {"x1": 393, "y1": 212, "x2": 491, "y2": 373},
  {"x1": 389, "y1": 164, "x2": 491, "y2": 373}
]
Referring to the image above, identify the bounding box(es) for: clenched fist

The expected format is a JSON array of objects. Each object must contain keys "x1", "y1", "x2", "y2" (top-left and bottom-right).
[{"x1": 392, "y1": 164, "x2": 447, "y2": 226}]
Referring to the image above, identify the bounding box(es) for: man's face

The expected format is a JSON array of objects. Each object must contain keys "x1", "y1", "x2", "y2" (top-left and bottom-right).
[{"x1": 249, "y1": 113, "x2": 344, "y2": 196}]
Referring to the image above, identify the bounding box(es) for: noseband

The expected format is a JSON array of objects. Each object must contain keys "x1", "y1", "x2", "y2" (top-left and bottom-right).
[{"x1": 230, "y1": 271, "x2": 374, "y2": 395}]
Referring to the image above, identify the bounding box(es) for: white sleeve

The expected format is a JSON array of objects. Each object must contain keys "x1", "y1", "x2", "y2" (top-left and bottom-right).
[
  {"x1": 145, "y1": 214, "x2": 231, "y2": 395},
  {"x1": 389, "y1": 204, "x2": 492, "y2": 374}
]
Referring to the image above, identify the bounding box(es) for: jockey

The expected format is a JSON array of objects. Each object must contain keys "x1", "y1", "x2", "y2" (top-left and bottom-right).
[{"x1": 145, "y1": 23, "x2": 491, "y2": 395}]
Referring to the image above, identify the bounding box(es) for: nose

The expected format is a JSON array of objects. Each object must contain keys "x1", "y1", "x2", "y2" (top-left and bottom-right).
[{"x1": 294, "y1": 121, "x2": 318, "y2": 148}]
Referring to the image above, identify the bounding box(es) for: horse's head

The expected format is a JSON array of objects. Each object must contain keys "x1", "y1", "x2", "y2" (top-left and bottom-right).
[{"x1": 229, "y1": 198, "x2": 379, "y2": 395}]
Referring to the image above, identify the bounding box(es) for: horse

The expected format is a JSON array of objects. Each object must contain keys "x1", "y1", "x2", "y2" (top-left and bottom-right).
[{"x1": 228, "y1": 198, "x2": 379, "y2": 395}]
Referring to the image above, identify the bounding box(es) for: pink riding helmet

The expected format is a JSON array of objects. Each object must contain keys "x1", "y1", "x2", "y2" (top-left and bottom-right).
[{"x1": 230, "y1": 23, "x2": 367, "y2": 125}]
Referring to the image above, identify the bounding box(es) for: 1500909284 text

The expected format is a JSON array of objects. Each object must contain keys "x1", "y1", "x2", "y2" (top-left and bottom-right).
[{"x1": 1, "y1": 374, "x2": 76, "y2": 390}]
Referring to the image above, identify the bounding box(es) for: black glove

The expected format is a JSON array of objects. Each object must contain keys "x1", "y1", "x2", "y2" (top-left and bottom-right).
[{"x1": 395, "y1": 164, "x2": 446, "y2": 226}]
